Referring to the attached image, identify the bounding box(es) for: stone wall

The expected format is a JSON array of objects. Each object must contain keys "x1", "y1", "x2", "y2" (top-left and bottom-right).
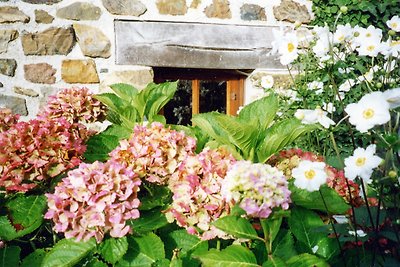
[{"x1": 0, "y1": 0, "x2": 313, "y2": 119}]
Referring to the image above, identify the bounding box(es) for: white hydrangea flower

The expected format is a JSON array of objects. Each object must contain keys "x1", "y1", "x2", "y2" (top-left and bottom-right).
[
  {"x1": 344, "y1": 144, "x2": 382, "y2": 183},
  {"x1": 292, "y1": 160, "x2": 327, "y2": 192},
  {"x1": 345, "y1": 92, "x2": 390, "y2": 132}
]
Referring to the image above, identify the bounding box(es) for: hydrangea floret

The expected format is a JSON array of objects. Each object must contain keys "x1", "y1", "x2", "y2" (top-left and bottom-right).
[
  {"x1": 0, "y1": 117, "x2": 90, "y2": 192},
  {"x1": 165, "y1": 148, "x2": 236, "y2": 240},
  {"x1": 0, "y1": 108, "x2": 20, "y2": 132},
  {"x1": 45, "y1": 160, "x2": 141, "y2": 243},
  {"x1": 221, "y1": 161, "x2": 291, "y2": 219},
  {"x1": 38, "y1": 87, "x2": 107, "y2": 124},
  {"x1": 109, "y1": 122, "x2": 196, "y2": 185}
]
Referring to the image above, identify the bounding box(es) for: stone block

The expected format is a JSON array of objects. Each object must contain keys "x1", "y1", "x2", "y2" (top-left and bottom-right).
[
  {"x1": 73, "y1": 24, "x2": 111, "y2": 58},
  {"x1": 0, "y1": 95, "x2": 28, "y2": 116},
  {"x1": 21, "y1": 27, "x2": 75, "y2": 56},
  {"x1": 56, "y1": 2, "x2": 102, "y2": 21},
  {"x1": 0, "y1": 58, "x2": 17, "y2": 76},
  {"x1": 61, "y1": 59, "x2": 99, "y2": 83},
  {"x1": 24, "y1": 63, "x2": 56, "y2": 84},
  {"x1": 0, "y1": 6, "x2": 30, "y2": 23},
  {"x1": 102, "y1": 0, "x2": 146, "y2": 16}
]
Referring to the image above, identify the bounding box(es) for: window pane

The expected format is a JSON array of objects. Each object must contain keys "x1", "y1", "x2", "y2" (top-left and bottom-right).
[
  {"x1": 163, "y1": 80, "x2": 192, "y2": 125},
  {"x1": 199, "y1": 80, "x2": 227, "y2": 114}
]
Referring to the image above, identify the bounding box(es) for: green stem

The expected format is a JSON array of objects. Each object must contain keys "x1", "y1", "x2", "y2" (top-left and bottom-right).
[{"x1": 260, "y1": 219, "x2": 272, "y2": 255}]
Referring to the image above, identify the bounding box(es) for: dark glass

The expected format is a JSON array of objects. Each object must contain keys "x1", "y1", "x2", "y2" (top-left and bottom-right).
[
  {"x1": 199, "y1": 80, "x2": 227, "y2": 114},
  {"x1": 163, "y1": 80, "x2": 192, "y2": 125}
]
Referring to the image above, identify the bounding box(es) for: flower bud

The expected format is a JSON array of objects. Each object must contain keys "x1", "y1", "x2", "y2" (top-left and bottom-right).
[
  {"x1": 389, "y1": 30, "x2": 396, "y2": 36},
  {"x1": 376, "y1": 82, "x2": 383, "y2": 89},
  {"x1": 388, "y1": 170, "x2": 397, "y2": 179},
  {"x1": 340, "y1": 6, "x2": 348, "y2": 14}
]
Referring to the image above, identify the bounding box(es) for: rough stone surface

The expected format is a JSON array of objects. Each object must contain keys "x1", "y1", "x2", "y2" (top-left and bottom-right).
[
  {"x1": 73, "y1": 24, "x2": 111, "y2": 58},
  {"x1": 56, "y1": 2, "x2": 102, "y2": 21},
  {"x1": 240, "y1": 4, "x2": 266, "y2": 21},
  {"x1": 0, "y1": 58, "x2": 17, "y2": 76},
  {"x1": 24, "y1": 63, "x2": 56, "y2": 84},
  {"x1": 0, "y1": 6, "x2": 30, "y2": 24},
  {"x1": 102, "y1": 0, "x2": 146, "y2": 16},
  {"x1": 99, "y1": 68, "x2": 154, "y2": 92},
  {"x1": 0, "y1": 95, "x2": 27, "y2": 116},
  {"x1": 35, "y1": 9, "x2": 54, "y2": 24},
  {"x1": 14, "y1": 86, "x2": 39, "y2": 97},
  {"x1": 61, "y1": 59, "x2": 99, "y2": 83},
  {"x1": 156, "y1": 0, "x2": 187, "y2": 16},
  {"x1": 0, "y1": 30, "x2": 18, "y2": 53},
  {"x1": 22, "y1": 0, "x2": 62, "y2": 4},
  {"x1": 190, "y1": 0, "x2": 201, "y2": 9},
  {"x1": 273, "y1": 0, "x2": 311, "y2": 24},
  {"x1": 204, "y1": 0, "x2": 231, "y2": 19},
  {"x1": 21, "y1": 27, "x2": 75, "y2": 56}
]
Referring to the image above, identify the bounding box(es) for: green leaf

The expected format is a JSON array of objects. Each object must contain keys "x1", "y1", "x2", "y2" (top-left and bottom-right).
[
  {"x1": 260, "y1": 217, "x2": 282, "y2": 245},
  {"x1": 99, "y1": 237, "x2": 129, "y2": 265},
  {"x1": 286, "y1": 253, "x2": 329, "y2": 267},
  {"x1": 272, "y1": 230, "x2": 297, "y2": 261},
  {"x1": 195, "y1": 245, "x2": 259, "y2": 267},
  {"x1": 288, "y1": 207, "x2": 325, "y2": 251},
  {"x1": 314, "y1": 235, "x2": 340, "y2": 260},
  {"x1": 6, "y1": 195, "x2": 46, "y2": 228},
  {"x1": 84, "y1": 133, "x2": 120, "y2": 162},
  {"x1": 142, "y1": 82, "x2": 177, "y2": 122},
  {"x1": 257, "y1": 119, "x2": 316, "y2": 163},
  {"x1": 192, "y1": 112, "x2": 257, "y2": 159},
  {"x1": 139, "y1": 185, "x2": 171, "y2": 210},
  {"x1": 213, "y1": 215, "x2": 261, "y2": 241},
  {"x1": 290, "y1": 184, "x2": 350, "y2": 214},
  {"x1": 0, "y1": 246, "x2": 20, "y2": 267},
  {"x1": 239, "y1": 94, "x2": 279, "y2": 130},
  {"x1": 0, "y1": 216, "x2": 18, "y2": 241},
  {"x1": 117, "y1": 232, "x2": 165, "y2": 267},
  {"x1": 110, "y1": 83, "x2": 139, "y2": 100},
  {"x1": 262, "y1": 256, "x2": 286, "y2": 267},
  {"x1": 42, "y1": 238, "x2": 96, "y2": 267},
  {"x1": 84, "y1": 258, "x2": 109, "y2": 267},
  {"x1": 95, "y1": 93, "x2": 127, "y2": 112},
  {"x1": 128, "y1": 207, "x2": 169, "y2": 234},
  {"x1": 21, "y1": 249, "x2": 46, "y2": 267},
  {"x1": 102, "y1": 124, "x2": 133, "y2": 140},
  {"x1": 164, "y1": 229, "x2": 208, "y2": 258}
]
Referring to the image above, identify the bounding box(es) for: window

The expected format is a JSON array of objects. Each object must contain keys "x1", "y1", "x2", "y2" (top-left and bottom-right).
[{"x1": 153, "y1": 68, "x2": 246, "y2": 125}]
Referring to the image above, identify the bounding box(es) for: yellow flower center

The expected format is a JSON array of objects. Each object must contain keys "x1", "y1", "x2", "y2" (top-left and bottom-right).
[
  {"x1": 305, "y1": 169, "x2": 316, "y2": 180},
  {"x1": 366, "y1": 33, "x2": 371, "y2": 38},
  {"x1": 356, "y1": 157, "x2": 366, "y2": 167},
  {"x1": 367, "y1": 45, "x2": 375, "y2": 51},
  {"x1": 287, "y1": 43, "x2": 295, "y2": 53},
  {"x1": 391, "y1": 22, "x2": 398, "y2": 29},
  {"x1": 362, "y1": 108, "x2": 375, "y2": 119}
]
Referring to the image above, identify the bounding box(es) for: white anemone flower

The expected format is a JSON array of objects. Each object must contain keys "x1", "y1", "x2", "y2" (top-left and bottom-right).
[
  {"x1": 383, "y1": 88, "x2": 400, "y2": 109},
  {"x1": 333, "y1": 23, "x2": 353, "y2": 44},
  {"x1": 387, "y1": 15, "x2": 400, "y2": 32},
  {"x1": 292, "y1": 160, "x2": 327, "y2": 192},
  {"x1": 338, "y1": 78, "x2": 357, "y2": 92},
  {"x1": 344, "y1": 144, "x2": 382, "y2": 183},
  {"x1": 277, "y1": 32, "x2": 299, "y2": 65},
  {"x1": 307, "y1": 81, "x2": 324, "y2": 94},
  {"x1": 344, "y1": 92, "x2": 390, "y2": 132},
  {"x1": 295, "y1": 107, "x2": 335, "y2": 129},
  {"x1": 261, "y1": 75, "x2": 274, "y2": 89}
]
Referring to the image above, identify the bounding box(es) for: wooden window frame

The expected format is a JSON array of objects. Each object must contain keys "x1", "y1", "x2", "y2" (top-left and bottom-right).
[{"x1": 153, "y1": 68, "x2": 246, "y2": 117}]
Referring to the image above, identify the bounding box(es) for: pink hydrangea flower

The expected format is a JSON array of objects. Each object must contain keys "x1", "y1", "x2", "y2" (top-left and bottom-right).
[
  {"x1": 38, "y1": 87, "x2": 107, "y2": 124},
  {"x1": 45, "y1": 160, "x2": 141, "y2": 243},
  {"x1": 0, "y1": 117, "x2": 90, "y2": 192},
  {"x1": 0, "y1": 108, "x2": 20, "y2": 132},
  {"x1": 110, "y1": 122, "x2": 196, "y2": 185},
  {"x1": 221, "y1": 161, "x2": 291, "y2": 219},
  {"x1": 165, "y1": 148, "x2": 237, "y2": 240}
]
